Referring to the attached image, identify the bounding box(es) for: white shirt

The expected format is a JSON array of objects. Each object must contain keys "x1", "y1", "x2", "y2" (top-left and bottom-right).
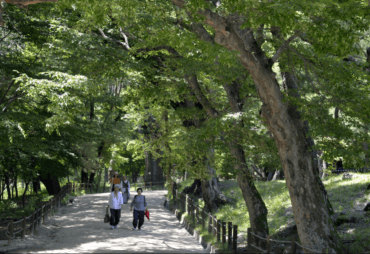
[{"x1": 108, "y1": 192, "x2": 123, "y2": 209}]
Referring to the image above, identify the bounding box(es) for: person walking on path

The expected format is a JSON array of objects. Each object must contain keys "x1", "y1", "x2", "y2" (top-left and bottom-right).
[
  {"x1": 109, "y1": 171, "x2": 122, "y2": 192},
  {"x1": 108, "y1": 184, "x2": 123, "y2": 229},
  {"x1": 122, "y1": 175, "x2": 130, "y2": 204},
  {"x1": 130, "y1": 188, "x2": 148, "y2": 231}
]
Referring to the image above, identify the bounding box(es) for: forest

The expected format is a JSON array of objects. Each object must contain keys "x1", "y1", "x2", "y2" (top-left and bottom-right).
[{"x1": 1, "y1": 0, "x2": 370, "y2": 253}]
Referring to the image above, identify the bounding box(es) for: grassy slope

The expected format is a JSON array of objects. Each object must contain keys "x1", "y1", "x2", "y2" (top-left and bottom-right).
[{"x1": 177, "y1": 173, "x2": 370, "y2": 252}]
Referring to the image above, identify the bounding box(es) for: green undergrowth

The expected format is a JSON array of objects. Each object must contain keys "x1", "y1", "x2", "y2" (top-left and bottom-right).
[
  {"x1": 0, "y1": 187, "x2": 54, "y2": 220},
  {"x1": 178, "y1": 210, "x2": 232, "y2": 253},
  {"x1": 174, "y1": 173, "x2": 370, "y2": 252},
  {"x1": 177, "y1": 179, "x2": 197, "y2": 193}
]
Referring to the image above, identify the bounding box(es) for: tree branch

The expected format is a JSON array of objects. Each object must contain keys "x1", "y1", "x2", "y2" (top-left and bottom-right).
[
  {"x1": 97, "y1": 28, "x2": 130, "y2": 51},
  {"x1": 271, "y1": 33, "x2": 299, "y2": 63},
  {"x1": 185, "y1": 74, "x2": 219, "y2": 117},
  {"x1": 119, "y1": 27, "x2": 130, "y2": 50}
]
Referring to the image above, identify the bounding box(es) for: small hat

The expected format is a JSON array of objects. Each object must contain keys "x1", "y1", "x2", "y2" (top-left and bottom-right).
[
  {"x1": 115, "y1": 171, "x2": 119, "y2": 174},
  {"x1": 114, "y1": 184, "x2": 121, "y2": 188}
]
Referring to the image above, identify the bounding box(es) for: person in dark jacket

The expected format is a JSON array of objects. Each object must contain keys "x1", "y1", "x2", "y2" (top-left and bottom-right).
[
  {"x1": 122, "y1": 175, "x2": 130, "y2": 204},
  {"x1": 130, "y1": 188, "x2": 148, "y2": 230}
]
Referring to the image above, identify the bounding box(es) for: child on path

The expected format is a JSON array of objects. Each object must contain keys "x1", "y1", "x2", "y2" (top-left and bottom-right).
[
  {"x1": 108, "y1": 184, "x2": 123, "y2": 229},
  {"x1": 130, "y1": 188, "x2": 148, "y2": 231}
]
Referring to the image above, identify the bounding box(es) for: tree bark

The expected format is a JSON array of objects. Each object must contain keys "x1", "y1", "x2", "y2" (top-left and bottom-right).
[
  {"x1": 39, "y1": 174, "x2": 60, "y2": 195},
  {"x1": 14, "y1": 176, "x2": 18, "y2": 198},
  {"x1": 4, "y1": 173, "x2": 11, "y2": 200},
  {"x1": 170, "y1": 3, "x2": 343, "y2": 251},
  {"x1": 201, "y1": 157, "x2": 222, "y2": 212},
  {"x1": 21, "y1": 181, "x2": 30, "y2": 208},
  {"x1": 88, "y1": 172, "x2": 95, "y2": 183},
  {"x1": 223, "y1": 81, "x2": 269, "y2": 244},
  {"x1": 186, "y1": 73, "x2": 269, "y2": 242},
  {"x1": 81, "y1": 169, "x2": 88, "y2": 183},
  {"x1": 32, "y1": 177, "x2": 41, "y2": 194}
]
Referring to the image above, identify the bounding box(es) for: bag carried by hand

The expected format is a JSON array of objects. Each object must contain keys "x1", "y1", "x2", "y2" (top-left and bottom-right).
[{"x1": 104, "y1": 207, "x2": 110, "y2": 223}]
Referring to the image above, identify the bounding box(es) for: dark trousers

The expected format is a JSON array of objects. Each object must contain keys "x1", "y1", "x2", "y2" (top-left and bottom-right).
[
  {"x1": 133, "y1": 210, "x2": 145, "y2": 229},
  {"x1": 110, "y1": 209, "x2": 120, "y2": 226}
]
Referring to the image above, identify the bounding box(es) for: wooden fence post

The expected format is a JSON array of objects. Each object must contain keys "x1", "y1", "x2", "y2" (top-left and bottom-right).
[
  {"x1": 186, "y1": 195, "x2": 189, "y2": 213},
  {"x1": 217, "y1": 219, "x2": 220, "y2": 243},
  {"x1": 266, "y1": 235, "x2": 271, "y2": 254},
  {"x1": 191, "y1": 200, "x2": 195, "y2": 225},
  {"x1": 48, "y1": 201, "x2": 50, "y2": 218},
  {"x1": 233, "y1": 225, "x2": 237, "y2": 253},
  {"x1": 52, "y1": 199, "x2": 54, "y2": 216},
  {"x1": 43, "y1": 205, "x2": 47, "y2": 224},
  {"x1": 201, "y1": 208, "x2": 205, "y2": 230},
  {"x1": 247, "y1": 227, "x2": 251, "y2": 253},
  {"x1": 143, "y1": 182, "x2": 146, "y2": 189},
  {"x1": 173, "y1": 184, "x2": 176, "y2": 205},
  {"x1": 21, "y1": 216, "x2": 26, "y2": 240},
  {"x1": 38, "y1": 205, "x2": 42, "y2": 227},
  {"x1": 222, "y1": 222, "x2": 226, "y2": 244},
  {"x1": 150, "y1": 181, "x2": 152, "y2": 189},
  {"x1": 195, "y1": 206, "x2": 199, "y2": 224},
  {"x1": 228, "y1": 222, "x2": 232, "y2": 249},
  {"x1": 174, "y1": 189, "x2": 177, "y2": 207},
  {"x1": 291, "y1": 237, "x2": 296, "y2": 254},
  {"x1": 30, "y1": 212, "x2": 34, "y2": 235},
  {"x1": 8, "y1": 220, "x2": 13, "y2": 246},
  {"x1": 212, "y1": 216, "x2": 216, "y2": 237},
  {"x1": 57, "y1": 193, "x2": 60, "y2": 209}
]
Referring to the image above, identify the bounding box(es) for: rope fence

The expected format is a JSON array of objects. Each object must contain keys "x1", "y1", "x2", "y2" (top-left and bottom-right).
[
  {"x1": 171, "y1": 181, "x2": 332, "y2": 254},
  {"x1": 5, "y1": 183, "x2": 72, "y2": 246},
  {"x1": 331, "y1": 169, "x2": 365, "y2": 174}
]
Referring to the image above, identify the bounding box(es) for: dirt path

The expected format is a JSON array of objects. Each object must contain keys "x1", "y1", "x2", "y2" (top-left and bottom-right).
[{"x1": 0, "y1": 190, "x2": 206, "y2": 253}]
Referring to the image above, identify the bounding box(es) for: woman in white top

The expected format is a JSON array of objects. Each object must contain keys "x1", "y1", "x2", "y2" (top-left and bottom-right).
[{"x1": 108, "y1": 184, "x2": 123, "y2": 229}]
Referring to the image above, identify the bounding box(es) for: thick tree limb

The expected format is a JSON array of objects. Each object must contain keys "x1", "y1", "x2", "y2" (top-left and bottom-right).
[
  {"x1": 271, "y1": 33, "x2": 299, "y2": 63},
  {"x1": 118, "y1": 27, "x2": 130, "y2": 50},
  {"x1": 98, "y1": 28, "x2": 130, "y2": 51},
  {"x1": 185, "y1": 74, "x2": 219, "y2": 117}
]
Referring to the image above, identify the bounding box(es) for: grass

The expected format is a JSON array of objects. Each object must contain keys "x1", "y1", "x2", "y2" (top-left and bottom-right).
[{"x1": 174, "y1": 173, "x2": 370, "y2": 253}]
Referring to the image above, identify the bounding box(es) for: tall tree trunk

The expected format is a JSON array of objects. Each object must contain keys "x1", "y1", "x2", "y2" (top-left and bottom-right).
[
  {"x1": 186, "y1": 73, "x2": 270, "y2": 241},
  {"x1": 22, "y1": 181, "x2": 30, "y2": 208},
  {"x1": 95, "y1": 168, "x2": 101, "y2": 193},
  {"x1": 230, "y1": 140, "x2": 269, "y2": 244},
  {"x1": 168, "y1": 5, "x2": 343, "y2": 251},
  {"x1": 89, "y1": 172, "x2": 95, "y2": 183},
  {"x1": 32, "y1": 177, "x2": 41, "y2": 194},
  {"x1": 223, "y1": 81, "x2": 269, "y2": 244},
  {"x1": 4, "y1": 173, "x2": 11, "y2": 200},
  {"x1": 14, "y1": 176, "x2": 18, "y2": 199},
  {"x1": 201, "y1": 158, "x2": 222, "y2": 212},
  {"x1": 81, "y1": 169, "x2": 88, "y2": 183},
  {"x1": 144, "y1": 151, "x2": 164, "y2": 184},
  {"x1": 39, "y1": 174, "x2": 61, "y2": 195}
]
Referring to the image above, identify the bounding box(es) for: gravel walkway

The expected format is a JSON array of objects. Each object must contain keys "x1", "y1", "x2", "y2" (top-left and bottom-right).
[{"x1": 0, "y1": 190, "x2": 206, "y2": 253}]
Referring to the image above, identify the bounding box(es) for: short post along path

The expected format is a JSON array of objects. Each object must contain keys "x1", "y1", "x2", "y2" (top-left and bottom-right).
[{"x1": 0, "y1": 190, "x2": 205, "y2": 253}]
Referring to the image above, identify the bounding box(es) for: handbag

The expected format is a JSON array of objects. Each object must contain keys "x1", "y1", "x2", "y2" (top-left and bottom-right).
[{"x1": 104, "y1": 206, "x2": 110, "y2": 223}]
